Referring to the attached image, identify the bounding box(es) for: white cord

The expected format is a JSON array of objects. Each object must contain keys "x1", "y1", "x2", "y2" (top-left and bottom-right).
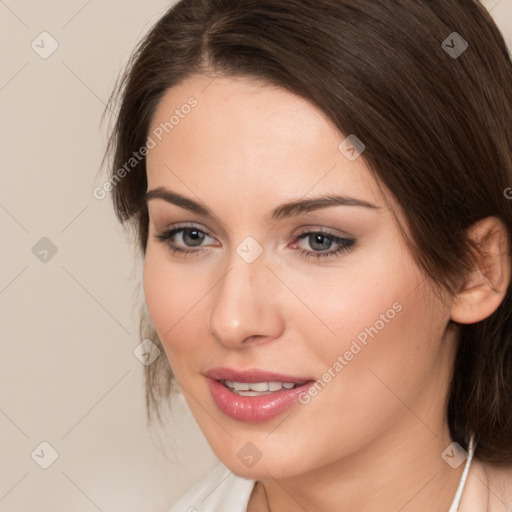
[{"x1": 448, "y1": 435, "x2": 476, "y2": 512}]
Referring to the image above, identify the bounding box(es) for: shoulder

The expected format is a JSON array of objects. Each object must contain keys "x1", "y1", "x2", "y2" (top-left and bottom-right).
[
  {"x1": 167, "y1": 462, "x2": 256, "y2": 512},
  {"x1": 486, "y1": 462, "x2": 512, "y2": 512},
  {"x1": 460, "y1": 459, "x2": 512, "y2": 512}
]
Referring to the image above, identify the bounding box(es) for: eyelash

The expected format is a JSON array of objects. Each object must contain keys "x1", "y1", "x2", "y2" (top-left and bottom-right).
[{"x1": 154, "y1": 224, "x2": 356, "y2": 261}]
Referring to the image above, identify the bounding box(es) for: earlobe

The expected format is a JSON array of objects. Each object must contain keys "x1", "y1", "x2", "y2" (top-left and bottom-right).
[{"x1": 450, "y1": 217, "x2": 511, "y2": 325}]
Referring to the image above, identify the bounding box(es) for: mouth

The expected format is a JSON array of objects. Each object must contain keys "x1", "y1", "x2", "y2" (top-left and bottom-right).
[
  {"x1": 204, "y1": 367, "x2": 315, "y2": 423},
  {"x1": 219, "y1": 379, "x2": 304, "y2": 396}
]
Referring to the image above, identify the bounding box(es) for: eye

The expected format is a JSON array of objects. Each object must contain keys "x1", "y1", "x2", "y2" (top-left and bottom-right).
[
  {"x1": 154, "y1": 224, "x2": 217, "y2": 256},
  {"x1": 291, "y1": 230, "x2": 356, "y2": 260},
  {"x1": 154, "y1": 224, "x2": 356, "y2": 261}
]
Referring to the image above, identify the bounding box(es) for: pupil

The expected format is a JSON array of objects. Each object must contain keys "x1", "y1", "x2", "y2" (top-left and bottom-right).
[
  {"x1": 184, "y1": 229, "x2": 204, "y2": 246},
  {"x1": 310, "y1": 233, "x2": 332, "y2": 251}
]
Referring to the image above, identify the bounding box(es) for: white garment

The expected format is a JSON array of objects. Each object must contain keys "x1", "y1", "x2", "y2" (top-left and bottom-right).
[
  {"x1": 168, "y1": 463, "x2": 255, "y2": 512},
  {"x1": 168, "y1": 437, "x2": 475, "y2": 512}
]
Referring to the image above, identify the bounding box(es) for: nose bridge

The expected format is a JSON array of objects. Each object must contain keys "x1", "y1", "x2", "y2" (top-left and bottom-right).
[{"x1": 207, "y1": 244, "x2": 281, "y2": 347}]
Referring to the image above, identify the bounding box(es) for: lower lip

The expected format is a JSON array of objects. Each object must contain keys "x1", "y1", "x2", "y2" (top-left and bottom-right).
[{"x1": 207, "y1": 378, "x2": 314, "y2": 423}]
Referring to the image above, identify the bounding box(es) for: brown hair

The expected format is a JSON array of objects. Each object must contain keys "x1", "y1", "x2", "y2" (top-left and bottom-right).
[{"x1": 103, "y1": 0, "x2": 512, "y2": 463}]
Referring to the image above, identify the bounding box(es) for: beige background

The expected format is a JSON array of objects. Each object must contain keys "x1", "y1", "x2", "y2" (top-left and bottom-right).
[{"x1": 1, "y1": 1, "x2": 511, "y2": 511}]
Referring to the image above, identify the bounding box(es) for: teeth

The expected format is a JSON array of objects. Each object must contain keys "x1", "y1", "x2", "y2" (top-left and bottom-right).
[
  {"x1": 268, "y1": 382, "x2": 283, "y2": 391},
  {"x1": 232, "y1": 381, "x2": 250, "y2": 391},
  {"x1": 221, "y1": 380, "x2": 298, "y2": 394},
  {"x1": 250, "y1": 382, "x2": 269, "y2": 392}
]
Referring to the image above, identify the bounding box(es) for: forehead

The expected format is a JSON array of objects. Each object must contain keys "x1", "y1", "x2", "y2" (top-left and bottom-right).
[{"x1": 146, "y1": 74, "x2": 385, "y2": 212}]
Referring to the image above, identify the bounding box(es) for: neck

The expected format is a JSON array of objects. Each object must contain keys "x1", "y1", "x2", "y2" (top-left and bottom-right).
[{"x1": 257, "y1": 424, "x2": 466, "y2": 512}]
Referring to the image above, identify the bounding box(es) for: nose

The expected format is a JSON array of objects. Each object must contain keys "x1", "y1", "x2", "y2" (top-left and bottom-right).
[{"x1": 206, "y1": 249, "x2": 284, "y2": 349}]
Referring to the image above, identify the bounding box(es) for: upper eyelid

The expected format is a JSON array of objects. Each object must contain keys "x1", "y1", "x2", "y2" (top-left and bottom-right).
[
  {"x1": 153, "y1": 220, "x2": 211, "y2": 233},
  {"x1": 157, "y1": 223, "x2": 351, "y2": 236},
  {"x1": 294, "y1": 225, "x2": 355, "y2": 239}
]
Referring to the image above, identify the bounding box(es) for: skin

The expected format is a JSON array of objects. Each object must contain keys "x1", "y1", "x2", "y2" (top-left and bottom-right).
[{"x1": 142, "y1": 74, "x2": 511, "y2": 511}]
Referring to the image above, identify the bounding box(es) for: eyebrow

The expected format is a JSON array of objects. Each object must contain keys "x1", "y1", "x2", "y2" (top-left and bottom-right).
[{"x1": 144, "y1": 186, "x2": 379, "y2": 222}]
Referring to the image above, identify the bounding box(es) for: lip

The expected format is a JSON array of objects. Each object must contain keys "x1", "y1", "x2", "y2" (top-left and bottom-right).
[
  {"x1": 204, "y1": 367, "x2": 313, "y2": 384},
  {"x1": 204, "y1": 367, "x2": 315, "y2": 423}
]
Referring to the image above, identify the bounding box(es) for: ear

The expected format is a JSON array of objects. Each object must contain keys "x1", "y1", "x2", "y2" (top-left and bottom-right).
[{"x1": 451, "y1": 217, "x2": 511, "y2": 324}]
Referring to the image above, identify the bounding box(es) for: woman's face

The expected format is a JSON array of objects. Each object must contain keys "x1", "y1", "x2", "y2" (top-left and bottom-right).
[{"x1": 143, "y1": 74, "x2": 456, "y2": 479}]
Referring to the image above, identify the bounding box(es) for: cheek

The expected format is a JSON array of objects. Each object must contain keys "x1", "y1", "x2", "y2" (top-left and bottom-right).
[
  {"x1": 297, "y1": 262, "x2": 449, "y2": 424},
  {"x1": 275, "y1": 245, "x2": 413, "y2": 360},
  {"x1": 282, "y1": 243, "x2": 448, "y2": 398},
  {"x1": 142, "y1": 249, "x2": 207, "y2": 368}
]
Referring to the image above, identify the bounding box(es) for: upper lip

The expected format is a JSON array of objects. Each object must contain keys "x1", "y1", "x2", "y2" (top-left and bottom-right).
[{"x1": 204, "y1": 367, "x2": 314, "y2": 384}]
